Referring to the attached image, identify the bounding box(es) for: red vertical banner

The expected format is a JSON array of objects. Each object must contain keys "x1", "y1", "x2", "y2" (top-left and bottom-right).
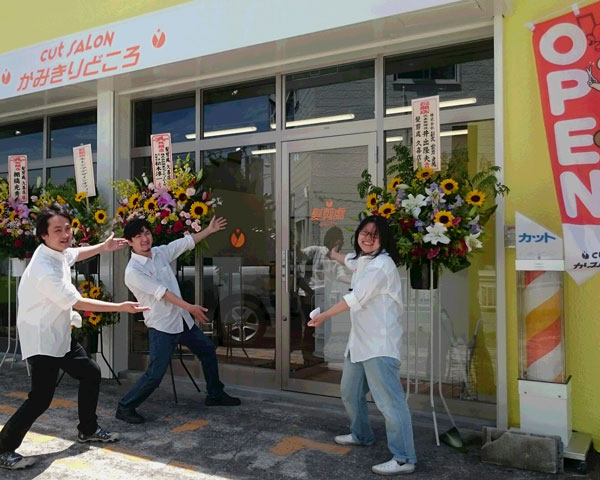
[
  {"x1": 8, "y1": 155, "x2": 28, "y2": 203},
  {"x1": 150, "y1": 133, "x2": 173, "y2": 190},
  {"x1": 532, "y1": 2, "x2": 600, "y2": 284}
]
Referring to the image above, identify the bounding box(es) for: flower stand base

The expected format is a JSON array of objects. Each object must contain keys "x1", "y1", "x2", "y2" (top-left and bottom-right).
[{"x1": 409, "y1": 263, "x2": 438, "y2": 290}]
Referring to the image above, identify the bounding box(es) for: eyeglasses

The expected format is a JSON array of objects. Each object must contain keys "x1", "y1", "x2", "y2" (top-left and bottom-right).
[{"x1": 358, "y1": 230, "x2": 379, "y2": 240}]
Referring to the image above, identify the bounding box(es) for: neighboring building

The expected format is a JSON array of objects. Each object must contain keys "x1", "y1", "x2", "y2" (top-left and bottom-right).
[{"x1": 0, "y1": 0, "x2": 597, "y2": 450}]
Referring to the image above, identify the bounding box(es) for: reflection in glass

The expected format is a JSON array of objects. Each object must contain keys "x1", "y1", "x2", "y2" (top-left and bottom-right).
[
  {"x1": 0, "y1": 119, "x2": 43, "y2": 161},
  {"x1": 49, "y1": 110, "x2": 97, "y2": 158},
  {"x1": 48, "y1": 164, "x2": 97, "y2": 186},
  {"x1": 133, "y1": 93, "x2": 196, "y2": 147},
  {"x1": 131, "y1": 152, "x2": 195, "y2": 183},
  {"x1": 201, "y1": 145, "x2": 276, "y2": 368},
  {"x1": 385, "y1": 40, "x2": 493, "y2": 115},
  {"x1": 28, "y1": 169, "x2": 42, "y2": 188},
  {"x1": 203, "y1": 79, "x2": 275, "y2": 138},
  {"x1": 285, "y1": 61, "x2": 374, "y2": 128}
]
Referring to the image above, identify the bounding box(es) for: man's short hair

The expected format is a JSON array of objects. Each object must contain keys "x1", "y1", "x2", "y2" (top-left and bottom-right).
[
  {"x1": 123, "y1": 218, "x2": 151, "y2": 240},
  {"x1": 36, "y1": 204, "x2": 73, "y2": 244}
]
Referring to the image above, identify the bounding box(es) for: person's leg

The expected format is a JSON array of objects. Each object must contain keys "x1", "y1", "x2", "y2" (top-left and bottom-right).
[
  {"x1": 58, "y1": 340, "x2": 101, "y2": 436},
  {"x1": 118, "y1": 328, "x2": 176, "y2": 410},
  {"x1": 339, "y1": 354, "x2": 375, "y2": 445},
  {"x1": 0, "y1": 355, "x2": 59, "y2": 453},
  {"x1": 180, "y1": 324, "x2": 224, "y2": 399},
  {"x1": 363, "y1": 356, "x2": 417, "y2": 465}
]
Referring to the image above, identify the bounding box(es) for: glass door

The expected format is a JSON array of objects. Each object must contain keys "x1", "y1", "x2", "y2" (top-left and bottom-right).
[{"x1": 281, "y1": 133, "x2": 376, "y2": 395}]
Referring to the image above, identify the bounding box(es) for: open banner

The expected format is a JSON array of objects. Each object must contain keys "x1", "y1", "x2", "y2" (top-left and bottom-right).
[{"x1": 532, "y1": 1, "x2": 600, "y2": 284}]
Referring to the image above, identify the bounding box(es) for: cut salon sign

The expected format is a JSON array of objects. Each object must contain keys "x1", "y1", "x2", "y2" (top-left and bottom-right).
[{"x1": 532, "y1": 1, "x2": 600, "y2": 284}]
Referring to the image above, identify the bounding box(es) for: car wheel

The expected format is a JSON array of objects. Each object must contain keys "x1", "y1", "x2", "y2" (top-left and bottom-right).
[{"x1": 220, "y1": 295, "x2": 267, "y2": 346}]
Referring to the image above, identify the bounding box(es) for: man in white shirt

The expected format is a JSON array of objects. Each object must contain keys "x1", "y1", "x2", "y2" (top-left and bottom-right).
[
  {"x1": 116, "y1": 216, "x2": 240, "y2": 425},
  {"x1": 0, "y1": 205, "x2": 149, "y2": 471}
]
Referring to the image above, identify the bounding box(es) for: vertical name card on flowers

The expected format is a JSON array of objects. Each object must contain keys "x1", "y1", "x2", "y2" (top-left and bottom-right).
[
  {"x1": 8, "y1": 155, "x2": 28, "y2": 202},
  {"x1": 411, "y1": 96, "x2": 441, "y2": 171},
  {"x1": 150, "y1": 133, "x2": 173, "y2": 190},
  {"x1": 73, "y1": 144, "x2": 96, "y2": 197}
]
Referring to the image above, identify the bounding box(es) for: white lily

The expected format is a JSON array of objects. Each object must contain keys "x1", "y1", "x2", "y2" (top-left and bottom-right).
[
  {"x1": 465, "y1": 232, "x2": 483, "y2": 251},
  {"x1": 423, "y1": 222, "x2": 450, "y2": 245},
  {"x1": 401, "y1": 194, "x2": 427, "y2": 218},
  {"x1": 425, "y1": 186, "x2": 445, "y2": 208}
]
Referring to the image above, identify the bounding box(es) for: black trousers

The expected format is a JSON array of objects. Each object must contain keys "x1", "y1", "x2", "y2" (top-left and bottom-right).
[{"x1": 0, "y1": 338, "x2": 101, "y2": 453}]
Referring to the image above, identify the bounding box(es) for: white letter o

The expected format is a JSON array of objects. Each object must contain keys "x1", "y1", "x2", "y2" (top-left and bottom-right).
[{"x1": 539, "y1": 23, "x2": 587, "y2": 66}]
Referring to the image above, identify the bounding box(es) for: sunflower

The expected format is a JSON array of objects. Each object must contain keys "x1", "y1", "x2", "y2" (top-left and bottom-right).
[
  {"x1": 434, "y1": 210, "x2": 455, "y2": 227},
  {"x1": 387, "y1": 177, "x2": 402, "y2": 192},
  {"x1": 116, "y1": 206, "x2": 127, "y2": 219},
  {"x1": 366, "y1": 193, "x2": 379, "y2": 210},
  {"x1": 440, "y1": 178, "x2": 459, "y2": 194},
  {"x1": 88, "y1": 313, "x2": 101, "y2": 326},
  {"x1": 465, "y1": 189, "x2": 486, "y2": 207},
  {"x1": 174, "y1": 188, "x2": 188, "y2": 204},
  {"x1": 190, "y1": 201, "x2": 208, "y2": 218},
  {"x1": 78, "y1": 281, "x2": 91, "y2": 291},
  {"x1": 144, "y1": 198, "x2": 158, "y2": 212},
  {"x1": 129, "y1": 193, "x2": 141, "y2": 209},
  {"x1": 75, "y1": 192, "x2": 87, "y2": 202},
  {"x1": 9, "y1": 211, "x2": 16, "y2": 222},
  {"x1": 56, "y1": 195, "x2": 67, "y2": 205},
  {"x1": 0, "y1": 204, "x2": 5, "y2": 216},
  {"x1": 71, "y1": 218, "x2": 81, "y2": 230},
  {"x1": 94, "y1": 210, "x2": 107, "y2": 224},
  {"x1": 416, "y1": 167, "x2": 434, "y2": 181},
  {"x1": 89, "y1": 286, "x2": 101, "y2": 299},
  {"x1": 378, "y1": 203, "x2": 396, "y2": 219}
]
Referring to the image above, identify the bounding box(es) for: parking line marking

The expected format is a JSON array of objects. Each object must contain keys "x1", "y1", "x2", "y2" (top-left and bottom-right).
[
  {"x1": 103, "y1": 445, "x2": 153, "y2": 463},
  {"x1": 8, "y1": 391, "x2": 76, "y2": 408},
  {"x1": 54, "y1": 458, "x2": 90, "y2": 470},
  {"x1": 270, "y1": 436, "x2": 350, "y2": 456},
  {"x1": 26, "y1": 431, "x2": 56, "y2": 443},
  {"x1": 171, "y1": 419, "x2": 209, "y2": 433},
  {"x1": 167, "y1": 460, "x2": 198, "y2": 471}
]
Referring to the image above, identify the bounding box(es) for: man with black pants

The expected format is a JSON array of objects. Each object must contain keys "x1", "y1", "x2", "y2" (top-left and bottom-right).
[
  {"x1": 115, "y1": 216, "x2": 240, "y2": 425},
  {"x1": 0, "y1": 205, "x2": 149, "y2": 470}
]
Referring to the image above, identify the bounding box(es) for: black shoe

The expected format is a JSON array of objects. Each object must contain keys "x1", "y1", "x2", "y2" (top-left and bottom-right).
[
  {"x1": 115, "y1": 405, "x2": 145, "y2": 424},
  {"x1": 77, "y1": 426, "x2": 120, "y2": 443},
  {"x1": 0, "y1": 451, "x2": 36, "y2": 470},
  {"x1": 205, "y1": 391, "x2": 241, "y2": 406}
]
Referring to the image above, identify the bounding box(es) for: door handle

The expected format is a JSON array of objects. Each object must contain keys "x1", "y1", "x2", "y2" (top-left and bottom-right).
[{"x1": 282, "y1": 249, "x2": 289, "y2": 293}]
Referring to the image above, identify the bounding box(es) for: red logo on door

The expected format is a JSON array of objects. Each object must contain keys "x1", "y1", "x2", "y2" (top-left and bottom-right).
[
  {"x1": 230, "y1": 229, "x2": 246, "y2": 248},
  {"x1": 1, "y1": 70, "x2": 10, "y2": 85},
  {"x1": 152, "y1": 29, "x2": 166, "y2": 48}
]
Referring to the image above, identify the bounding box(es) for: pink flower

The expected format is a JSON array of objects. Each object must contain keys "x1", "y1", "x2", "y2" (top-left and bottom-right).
[{"x1": 426, "y1": 246, "x2": 441, "y2": 259}]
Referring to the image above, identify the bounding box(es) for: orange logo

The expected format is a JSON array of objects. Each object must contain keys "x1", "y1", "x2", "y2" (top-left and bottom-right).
[
  {"x1": 1, "y1": 70, "x2": 10, "y2": 85},
  {"x1": 325, "y1": 199, "x2": 333, "y2": 207},
  {"x1": 230, "y1": 229, "x2": 246, "y2": 248},
  {"x1": 152, "y1": 29, "x2": 166, "y2": 48}
]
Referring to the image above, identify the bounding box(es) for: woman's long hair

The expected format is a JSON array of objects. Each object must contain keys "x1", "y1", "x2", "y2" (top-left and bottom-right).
[{"x1": 352, "y1": 215, "x2": 400, "y2": 264}]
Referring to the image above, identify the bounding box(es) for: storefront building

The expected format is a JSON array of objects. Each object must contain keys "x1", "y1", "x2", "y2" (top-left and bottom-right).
[{"x1": 0, "y1": 0, "x2": 596, "y2": 448}]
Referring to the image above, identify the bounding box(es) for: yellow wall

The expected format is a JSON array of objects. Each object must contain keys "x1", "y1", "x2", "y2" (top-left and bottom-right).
[
  {"x1": 505, "y1": 0, "x2": 600, "y2": 448},
  {"x1": 0, "y1": 0, "x2": 190, "y2": 54}
]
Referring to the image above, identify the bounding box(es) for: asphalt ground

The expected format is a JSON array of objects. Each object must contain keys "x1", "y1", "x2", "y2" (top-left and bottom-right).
[{"x1": 0, "y1": 363, "x2": 597, "y2": 479}]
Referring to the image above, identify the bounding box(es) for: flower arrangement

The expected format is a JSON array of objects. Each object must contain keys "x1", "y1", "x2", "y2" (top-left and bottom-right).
[
  {"x1": 0, "y1": 178, "x2": 38, "y2": 259},
  {"x1": 358, "y1": 144, "x2": 509, "y2": 273},
  {"x1": 73, "y1": 280, "x2": 120, "y2": 336},
  {"x1": 112, "y1": 154, "x2": 221, "y2": 247}
]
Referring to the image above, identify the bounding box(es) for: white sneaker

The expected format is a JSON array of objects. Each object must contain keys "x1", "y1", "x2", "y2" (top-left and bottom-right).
[
  {"x1": 372, "y1": 459, "x2": 415, "y2": 475},
  {"x1": 334, "y1": 433, "x2": 361, "y2": 446}
]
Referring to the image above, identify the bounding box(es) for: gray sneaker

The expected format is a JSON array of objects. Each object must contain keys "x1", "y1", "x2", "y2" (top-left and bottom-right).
[
  {"x1": 77, "y1": 426, "x2": 119, "y2": 443},
  {"x1": 0, "y1": 451, "x2": 36, "y2": 470}
]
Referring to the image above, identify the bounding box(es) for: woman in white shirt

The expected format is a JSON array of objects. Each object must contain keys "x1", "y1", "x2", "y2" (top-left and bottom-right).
[{"x1": 308, "y1": 215, "x2": 417, "y2": 476}]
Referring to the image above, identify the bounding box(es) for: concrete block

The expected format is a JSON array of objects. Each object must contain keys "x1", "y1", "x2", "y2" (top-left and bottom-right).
[{"x1": 481, "y1": 427, "x2": 563, "y2": 474}]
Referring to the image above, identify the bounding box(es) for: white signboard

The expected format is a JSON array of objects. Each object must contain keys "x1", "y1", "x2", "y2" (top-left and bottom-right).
[
  {"x1": 0, "y1": 0, "x2": 460, "y2": 100},
  {"x1": 411, "y1": 95, "x2": 441, "y2": 170},
  {"x1": 516, "y1": 212, "x2": 563, "y2": 261},
  {"x1": 73, "y1": 144, "x2": 96, "y2": 197},
  {"x1": 8, "y1": 155, "x2": 28, "y2": 203},
  {"x1": 150, "y1": 133, "x2": 173, "y2": 189}
]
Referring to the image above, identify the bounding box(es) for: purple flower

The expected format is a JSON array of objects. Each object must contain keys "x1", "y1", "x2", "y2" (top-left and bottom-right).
[
  {"x1": 157, "y1": 192, "x2": 175, "y2": 208},
  {"x1": 415, "y1": 220, "x2": 424, "y2": 232},
  {"x1": 454, "y1": 195, "x2": 463, "y2": 207},
  {"x1": 470, "y1": 223, "x2": 481, "y2": 234}
]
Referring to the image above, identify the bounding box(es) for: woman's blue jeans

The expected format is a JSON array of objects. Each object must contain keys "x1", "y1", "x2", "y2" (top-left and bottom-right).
[{"x1": 340, "y1": 354, "x2": 417, "y2": 464}]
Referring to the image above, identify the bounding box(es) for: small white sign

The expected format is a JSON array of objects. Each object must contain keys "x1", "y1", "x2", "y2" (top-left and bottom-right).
[
  {"x1": 515, "y1": 212, "x2": 563, "y2": 261},
  {"x1": 73, "y1": 144, "x2": 96, "y2": 197},
  {"x1": 8, "y1": 155, "x2": 28, "y2": 203},
  {"x1": 150, "y1": 133, "x2": 173, "y2": 189},
  {"x1": 411, "y1": 95, "x2": 441, "y2": 170}
]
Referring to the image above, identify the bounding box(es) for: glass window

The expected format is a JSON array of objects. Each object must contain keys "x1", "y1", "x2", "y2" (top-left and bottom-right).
[
  {"x1": 385, "y1": 40, "x2": 493, "y2": 116},
  {"x1": 49, "y1": 110, "x2": 97, "y2": 158},
  {"x1": 203, "y1": 79, "x2": 275, "y2": 138},
  {"x1": 48, "y1": 163, "x2": 97, "y2": 186},
  {"x1": 133, "y1": 93, "x2": 196, "y2": 147},
  {"x1": 285, "y1": 61, "x2": 374, "y2": 128},
  {"x1": 0, "y1": 119, "x2": 43, "y2": 161},
  {"x1": 28, "y1": 169, "x2": 42, "y2": 188},
  {"x1": 131, "y1": 152, "x2": 195, "y2": 183}
]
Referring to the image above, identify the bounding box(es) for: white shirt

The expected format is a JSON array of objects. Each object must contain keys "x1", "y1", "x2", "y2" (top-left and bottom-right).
[
  {"x1": 17, "y1": 244, "x2": 82, "y2": 360},
  {"x1": 343, "y1": 251, "x2": 404, "y2": 363},
  {"x1": 125, "y1": 235, "x2": 196, "y2": 334}
]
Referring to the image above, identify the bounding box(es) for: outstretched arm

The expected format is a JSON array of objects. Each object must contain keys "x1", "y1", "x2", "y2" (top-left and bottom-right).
[
  {"x1": 307, "y1": 298, "x2": 349, "y2": 328},
  {"x1": 73, "y1": 298, "x2": 150, "y2": 314},
  {"x1": 190, "y1": 216, "x2": 227, "y2": 245},
  {"x1": 327, "y1": 246, "x2": 347, "y2": 265},
  {"x1": 162, "y1": 290, "x2": 209, "y2": 324},
  {"x1": 76, "y1": 232, "x2": 128, "y2": 262}
]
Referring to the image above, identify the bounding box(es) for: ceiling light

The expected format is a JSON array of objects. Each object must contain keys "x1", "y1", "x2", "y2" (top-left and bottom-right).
[
  {"x1": 204, "y1": 126, "x2": 257, "y2": 137},
  {"x1": 14, "y1": 130, "x2": 21, "y2": 135},
  {"x1": 286, "y1": 113, "x2": 355, "y2": 127},
  {"x1": 386, "y1": 136, "x2": 403, "y2": 143},
  {"x1": 251, "y1": 148, "x2": 276, "y2": 155},
  {"x1": 385, "y1": 97, "x2": 477, "y2": 115},
  {"x1": 185, "y1": 133, "x2": 196, "y2": 140},
  {"x1": 440, "y1": 129, "x2": 468, "y2": 137}
]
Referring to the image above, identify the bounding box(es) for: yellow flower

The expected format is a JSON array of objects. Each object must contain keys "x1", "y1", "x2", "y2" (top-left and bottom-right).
[
  {"x1": 116, "y1": 206, "x2": 127, "y2": 219},
  {"x1": 89, "y1": 286, "x2": 101, "y2": 299},
  {"x1": 94, "y1": 210, "x2": 107, "y2": 224},
  {"x1": 0, "y1": 204, "x2": 5, "y2": 216},
  {"x1": 129, "y1": 193, "x2": 141, "y2": 209},
  {"x1": 434, "y1": 210, "x2": 455, "y2": 227},
  {"x1": 78, "y1": 281, "x2": 91, "y2": 291},
  {"x1": 88, "y1": 313, "x2": 101, "y2": 326},
  {"x1": 144, "y1": 198, "x2": 158, "y2": 212},
  {"x1": 190, "y1": 201, "x2": 208, "y2": 218},
  {"x1": 416, "y1": 167, "x2": 434, "y2": 181},
  {"x1": 174, "y1": 188, "x2": 188, "y2": 204},
  {"x1": 71, "y1": 218, "x2": 81, "y2": 230},
  {"x1": 75, "y1": 192, "x2": 87, "y2": 202},
  {"x1": 387, "y1": 177, "x2": 402, "y2": 192},
  {"x1": 56, "y1": 195, "x2": 66, "y2": 205},
  {"x1": 378, "y1": 203, "x2": 396, "y2": 219},
  {"x1": 9, "y1": 211, "x2": 16, "y2": 222},
  {"x1": 440, "y1": 178, "x2": 459, "y2": 194},
  {"x1": 466, "y1": 189, "x2": 486, "y2": 207},
  {"x1": 168, "y1": 213, "x2": 178, "y2": 221},
  {"x1": 81, "y1": 292, "x2": 89, "y2": 298},
  {"x1": 366, "y1": 193, "x2": 379, "y2": 210}
]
